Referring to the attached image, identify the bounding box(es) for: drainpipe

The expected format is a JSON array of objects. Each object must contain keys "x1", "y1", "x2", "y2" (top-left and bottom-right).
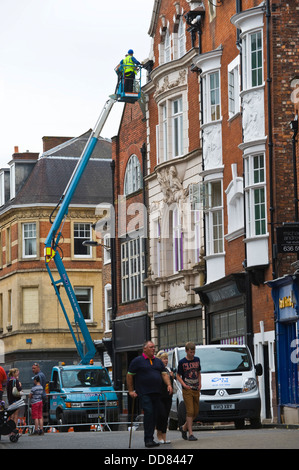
[
  {"x1": 266, "y1": 0, "x2": 276, "y2": 279},
  {"x1": 266, "y1": 0, "x2": 281, "y2": 424},
  {"x1": 110, "y1": 158, "x2": 118, "y2": 387},
  {"x1": 141, "y1": 142, "x2": 148, "y2": 303}
]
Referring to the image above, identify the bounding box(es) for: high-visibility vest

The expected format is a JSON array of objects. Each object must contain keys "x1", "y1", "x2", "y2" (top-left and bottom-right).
[{"x1": 122, "y1": 55, "x2": 137, "y2": 75}]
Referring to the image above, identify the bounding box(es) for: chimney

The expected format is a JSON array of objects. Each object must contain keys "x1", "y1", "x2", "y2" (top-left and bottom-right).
[{"x1": 14, "y1": 146, "x2": 19, "y2": 153}]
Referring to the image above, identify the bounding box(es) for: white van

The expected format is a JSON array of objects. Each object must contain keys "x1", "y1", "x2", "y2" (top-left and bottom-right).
[{"x1": 168, "y1": 344, "x2": 262, "y2": 430}]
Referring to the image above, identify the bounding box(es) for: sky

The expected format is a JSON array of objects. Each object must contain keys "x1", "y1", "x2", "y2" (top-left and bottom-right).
[{"x1": 0, "y1": 0, "x2": 154, "y2": 168}]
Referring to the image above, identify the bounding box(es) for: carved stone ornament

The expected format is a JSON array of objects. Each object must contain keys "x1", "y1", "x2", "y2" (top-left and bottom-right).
[
  {"x1": 154, "y1": 70, "x2": 187, "y2": 100},
  {"x1": 203, "y1": 123, "x2": 222, "y2": 170},
  {"x1": 156, "y1": 165, "x2": 189, "y2": 204},
  {"x1": 242, "y1": 89, "x2": 265, "y2": 143}
]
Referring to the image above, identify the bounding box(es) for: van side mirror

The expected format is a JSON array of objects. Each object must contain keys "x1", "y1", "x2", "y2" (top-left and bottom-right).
[
  {"x1": 49, "y1": 381, "x2": 60, "y2": 392},
  {"x1": 255, "y1": 363, "x2": 263, "y2": 376},
  {"x1": 49, "y1": 381, "x2": 55, "y2": 392}
]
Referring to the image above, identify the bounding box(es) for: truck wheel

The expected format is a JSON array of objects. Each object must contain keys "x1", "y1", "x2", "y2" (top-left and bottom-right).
[
  {"x1": 56, "y1": 410, "x2": 68, "y2": 433},
  {"x1": 178, "y1": 401, "x2": 186, "y2": 428}
]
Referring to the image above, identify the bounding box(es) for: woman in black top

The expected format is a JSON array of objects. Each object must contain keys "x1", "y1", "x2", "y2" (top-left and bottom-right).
[
  {"x1": 6, "y1": 368, "x2": 23, "y2": 426},
  {"x1": 156, "y1": 352, "x2": 173, "y2": 444}
]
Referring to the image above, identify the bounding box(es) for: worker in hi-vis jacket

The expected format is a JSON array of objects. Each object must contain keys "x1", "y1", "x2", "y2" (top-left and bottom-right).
[{"x1": 119, "y1": 49, "x2": 141, "y2": 92}]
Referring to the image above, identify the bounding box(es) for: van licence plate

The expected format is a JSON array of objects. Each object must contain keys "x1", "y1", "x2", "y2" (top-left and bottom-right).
[
  {"x1": 88, "y1": 413, "x2": 103, "y2": 419},
  {"x1": 211, "y1": 404, "x2": 235, "y2": 410}
]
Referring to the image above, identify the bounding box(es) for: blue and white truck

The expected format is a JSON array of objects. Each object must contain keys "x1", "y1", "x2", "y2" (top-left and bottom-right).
[{"x1": 48, "y1": 364, "x2": 119, "y2": 431}]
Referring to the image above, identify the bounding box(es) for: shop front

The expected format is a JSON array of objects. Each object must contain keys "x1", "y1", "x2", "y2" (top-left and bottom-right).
[
  {"x1": 155, "y1": 306, "x2": 203, "y2": 351},
  {"x1": 112, "y1": 312, "x2": 151, "y2": 389},
  {"x1": 194, "y1": 274, "x2": 248, "y2": 347},
  {"x1": 266, "y1": 275, "x2": 299, "y2": 424}
]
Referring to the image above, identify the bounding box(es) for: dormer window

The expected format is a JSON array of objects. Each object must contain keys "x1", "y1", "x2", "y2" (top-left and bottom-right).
[
  {"x1": 0, "y1": 172, "x2": 5, "y2": 206},
  {"x1": 10, "y1": 163, "x2": 15, "y2": 200}
]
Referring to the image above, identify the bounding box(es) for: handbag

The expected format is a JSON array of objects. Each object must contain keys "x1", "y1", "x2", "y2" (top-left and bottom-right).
[{"x1": 12, "y1": 379, "x2": 21, "y2": 398}]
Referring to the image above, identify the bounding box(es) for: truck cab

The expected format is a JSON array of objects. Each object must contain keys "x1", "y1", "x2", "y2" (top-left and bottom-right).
[{"x1": 49, "y1": 364, "x2": 119, "y2": 431}]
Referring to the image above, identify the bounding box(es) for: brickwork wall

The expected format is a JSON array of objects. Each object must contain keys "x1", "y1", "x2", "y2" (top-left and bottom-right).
[
  {"x1": 112, "y1": 101, "x2": 147, "y2": 319},
  {"x1": 271, "y1": 0, "x2": 299, "y2": 277}
]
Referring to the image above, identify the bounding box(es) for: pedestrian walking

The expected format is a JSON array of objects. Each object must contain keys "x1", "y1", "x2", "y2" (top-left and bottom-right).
[
  {"x1": 127, "y1": 341, "x2": 173, "y2": 448},
  {"x1": 177, "y1": 342, "x2": 201, "y2": 441},
  {"x1": 29, "y1": 375, "x2": 44, "y2": 435},
  {"x1": 0, "y1": 365, "x2": 6, "y2": 401},
  {"x1": 6, "y1": 368, "x2": 23, "y2": 427},
  {"x1": 156, "y1": 351, "x2": 173, "y2": 444}
]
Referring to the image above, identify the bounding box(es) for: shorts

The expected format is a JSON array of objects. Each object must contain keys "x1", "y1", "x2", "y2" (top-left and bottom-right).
[
  {"x1": 182, "y1": 389, "x2": 200, "y2": 418},
  {"x1": 31, "y1": 401, "x2": 43, "y2": 420}
]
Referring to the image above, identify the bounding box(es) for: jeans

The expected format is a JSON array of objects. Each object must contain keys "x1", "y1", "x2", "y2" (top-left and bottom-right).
[{"x1": 140, "y1": 393, "x2": 161, "y2": 443}]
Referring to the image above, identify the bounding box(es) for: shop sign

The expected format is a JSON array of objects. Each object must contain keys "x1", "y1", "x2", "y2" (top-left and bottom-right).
[
  {"x1": 276, "y1": 225, "x2": 299, "y2": 253},
  {"x1": 277, "y1": 284, "x2": 298, "y2": 322}
]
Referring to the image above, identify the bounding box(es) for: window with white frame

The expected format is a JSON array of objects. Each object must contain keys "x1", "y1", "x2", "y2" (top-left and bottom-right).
[
  {"x1": 121, "y1": 237, "x2": 145, "y2": 302},
  {"x1": 173, "y1": 207, "x2": 183, "y2": 273},
  {"x1": 74, "y1": 223, "x2": 92, "y2": 257},
  {"x1": 124, "y1": 154, "x2": 142, "y2": 196},
  {"x1": 162, "y1": 104, "x2": 168, "y2": 162},
  {"x1": 0, "y1": 172, "x2": 5, "y2": 206},
  {"x1": 172, "y1": 97, "x2": 183, "y2": 157},
  {"x1": 244, "y1": 153, "x2": 267, "y2": 237},
  {"x1": 103, "y1": 233, "x2": 111, "y2": 264},
  {"x1": 152, "y1": 218, "x2": 161, "y2": 277},
  {"x1": 164, "y1": 29, "x2": 171, "y2": 63},
  {"x1": 189, "y1": 183, "x2": 201, "y2": 262},
  {"x1": 178, "y1": 17, "x2": 186, "y2": 59},
  {"x1": 74, "y1": 287, "x2": 93, "y2": 321},
  {"x1": 203, "y1": 71, "x2": 221, "y2": 124},
  {"x1": 228, "y1": 57, "x2": 240, "y2": 118},
  {"x1": 205, "y1": 180, "x2": 224, "y2": 255},
  {"x1": 23, "y1": 222, "x2": 37, "y2": 258},
  {"x1": 104, "y1": 284, "x2": 112, "y2": 331},
  {"x1": 158, "y1": 96, "x2": 185, "y2": 163},
  {"x1": 242, "y1": 30, "x2": 263, "y2": 90}
]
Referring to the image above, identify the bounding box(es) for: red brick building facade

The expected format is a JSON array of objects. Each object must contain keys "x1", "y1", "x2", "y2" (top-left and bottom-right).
[
  {"x1": 139, "y1": 0, "x2": 299, "y2": 424},
  {"x1": 111, "y1": 100, "x2": 148, "y2": 388}
]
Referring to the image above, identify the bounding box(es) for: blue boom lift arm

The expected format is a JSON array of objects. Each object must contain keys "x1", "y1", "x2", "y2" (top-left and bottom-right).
[{"x1": 44, "y1": 67, "x2": 142, "y2": 365}]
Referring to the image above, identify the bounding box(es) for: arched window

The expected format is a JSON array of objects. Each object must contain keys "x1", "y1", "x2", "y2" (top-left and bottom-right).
[
  {"x1": 178, "y1": 17, "x2": 186, "y2": 58},
  {"x1": 124, "y1": 154, "x2": 142, "y2": 195},
  {"x1": 164, "y1": 29, "x2": 171, "y2": 63}
]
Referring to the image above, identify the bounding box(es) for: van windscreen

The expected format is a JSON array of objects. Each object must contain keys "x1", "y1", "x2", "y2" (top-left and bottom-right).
[
  {"x1": 61, "y1": 369, "x2": 111, "y2": 388},
  {"x1": 179, "y1": 347, "x2": 252, "y2": 373}
]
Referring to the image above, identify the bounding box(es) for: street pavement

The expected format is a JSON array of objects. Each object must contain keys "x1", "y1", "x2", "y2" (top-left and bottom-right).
[{"x1": 1, "y1": 425, "x2": 299, "y2": 451}]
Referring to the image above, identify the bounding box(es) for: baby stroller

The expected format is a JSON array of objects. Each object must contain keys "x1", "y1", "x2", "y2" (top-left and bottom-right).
[{"x1": 0, "y1": 399, "x2": 25, "y2": 443}]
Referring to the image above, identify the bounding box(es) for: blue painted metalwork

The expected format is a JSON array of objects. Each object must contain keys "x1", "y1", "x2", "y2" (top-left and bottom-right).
[
  {"x1": 44, "y1": 97, "x2": 128, "y2": 364},
  {"x1": 267, "y1": 275, "x2": 299, "y2": 416},
  {"x1": 115, "y1": 66, "x2": 142, "y2": 103}
]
